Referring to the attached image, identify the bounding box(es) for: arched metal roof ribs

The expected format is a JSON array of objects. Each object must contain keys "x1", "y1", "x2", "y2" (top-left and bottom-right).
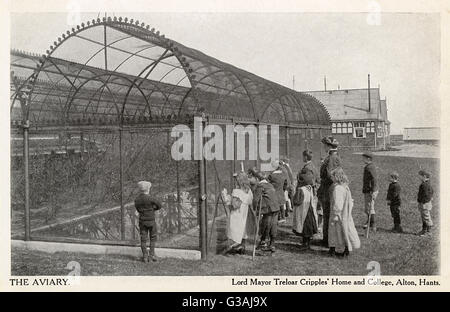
[
  {"x1": 14, "y1": 16, "x2": 329, "y2": 127},
  {"x1": 65, "y1": 73, "x2": 151, "y2": 122},
  {"x1": 120, "y1": 49, "x2": 174, "y2": 120}
]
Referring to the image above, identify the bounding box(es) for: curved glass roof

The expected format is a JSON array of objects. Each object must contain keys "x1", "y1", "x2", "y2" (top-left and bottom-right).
[{"x1": 11, "y1": 17, "x2": 330, "y2": 127}]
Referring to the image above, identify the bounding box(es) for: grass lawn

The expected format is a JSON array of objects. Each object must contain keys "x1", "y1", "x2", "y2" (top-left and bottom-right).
[{"x1": 11, "y1": 150, "x2": 440, "y2": 276}]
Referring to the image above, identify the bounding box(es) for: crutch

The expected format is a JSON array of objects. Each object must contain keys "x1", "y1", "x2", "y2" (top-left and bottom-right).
[
  {"x1": 366, "y1": 212, "x2": 371, "y2": 238},
  {"x1": 252, "y1": 195, "x2": 263, "y2": 261}
]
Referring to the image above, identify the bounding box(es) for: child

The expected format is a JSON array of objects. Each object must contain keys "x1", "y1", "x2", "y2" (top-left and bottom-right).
[
  {"x1": 135, "y1": 181, "x2": 162, "y2": 262},
  {"x1": 268, "y1": 160, "x2": 288, "y2": 223},
  {"x1": 386, "y1": 171, "x2": 403, "y2": 233},
  {"x1": 362, "y1": 151, "x2": 378, "y2": 232},
  {"x1": 292, "y1": 168, "x2": 317, "y2": 250},
  {"x1": 417, "y1": 170, "x2": 434, "y2": 236},
  {"x1": 222, "y1": 172, "x2": 253, "y2": 255},
  {"x1": 328, "y1": 167, "x2": 360, "y2": 257},
  {"x1": 252, "y1": 170, "x2": 279, "y2": 253}
]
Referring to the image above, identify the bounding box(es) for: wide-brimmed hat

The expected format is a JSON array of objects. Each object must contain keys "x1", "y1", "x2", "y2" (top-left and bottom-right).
[
  {"x1": 321, "y1": 136, "x2": 339, "y2": 148},
  {"x1": 362, "y1": 151, "x2": 374, "y2": 159},
  {"x1": 390, "y1": 171, "x2": 399, "y2": 179},
  {"x1": 419, "y1": 170, "x2": 431, "y2": 178}
]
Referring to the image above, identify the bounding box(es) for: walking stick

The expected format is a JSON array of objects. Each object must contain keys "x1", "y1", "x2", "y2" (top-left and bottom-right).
[
  {"x1": 366, "y1": 212, "x2": 371, "y2": 238},
  {"x1": 252, "y1": 195, "x2": 263, "y2": 261}
]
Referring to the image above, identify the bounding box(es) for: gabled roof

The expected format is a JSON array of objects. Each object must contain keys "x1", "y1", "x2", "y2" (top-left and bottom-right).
[{"x1": 303, "y1": 88, "x2": 388, "y2": 122}]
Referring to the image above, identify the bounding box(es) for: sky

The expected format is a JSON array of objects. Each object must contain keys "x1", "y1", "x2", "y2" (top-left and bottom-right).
[{"x1": 10, "y1": 12, "x2": 441, "y2": 134}]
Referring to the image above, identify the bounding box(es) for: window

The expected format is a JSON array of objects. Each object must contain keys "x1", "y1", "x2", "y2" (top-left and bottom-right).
[
  {"x1": 333, "y1": 122, "x2": 354, "y2": 135},
  {"x1": 354, "y1": 127, "x2": 365, "y2": 138},
  {"x1": 377, "y1": 123, "x2": 383, "y2": 138},
  {"x1": 365, "y1": 121, "x2": 376, "y2": 133},
  {"x1": 354, "y1": 122, "x2": 366, "y2": 138}
]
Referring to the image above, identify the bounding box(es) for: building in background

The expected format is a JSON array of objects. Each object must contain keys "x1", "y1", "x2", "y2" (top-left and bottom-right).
[
  {"x1": 304, "y1": 77, "x2": 390, "y2": 150},
  {"x1": 403, "y1": 127, "x2": 440, "y2": 145}
]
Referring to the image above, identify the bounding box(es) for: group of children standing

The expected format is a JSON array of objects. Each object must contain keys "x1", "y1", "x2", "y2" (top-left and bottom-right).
[
  {"x1": 362, "y1": 151, "x2": 435, "y2": 237},
  {"x1": 132, "y1": 135, "x2": 435, "y2": 262}
]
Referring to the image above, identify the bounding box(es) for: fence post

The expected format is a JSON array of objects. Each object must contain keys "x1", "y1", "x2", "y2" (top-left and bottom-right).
[
  {"x1": 176, "y1": 160, "x2": 182, "y2": 234},
  {"x1": 198, "y1": 118, "x2": 207, "y2": 260},
  {"x1": 285, "y1": 126, "x2": 289, "y2": 159},
  {"x1": 119, "y1": 127, "x2": 125, "y2": 240},
  {"x1": 256, "y1": 123, "x2": 260, "y2": 169},
  {"x1": 23, "y1": 120, "x2": 31, "y2": 241}
]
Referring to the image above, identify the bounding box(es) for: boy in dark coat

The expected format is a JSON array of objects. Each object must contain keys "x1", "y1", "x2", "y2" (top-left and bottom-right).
[
  {"x1": 135, "y1": 181, "x2": 162, "y2": 262},
  {"x1": 417, "y1": 170, "x2": 434, "y2": 236},
  {"x1": 252, "y1": 170, "x2": 279, "y2": 253},
  {"x1": 362, "y1": 151, "x2": 378, "y2": 232},
  {"x1": 386, "y1": 171, "x2": 402, "y2": 233},
  {"x1": 268, "y1": 160, "x2": 288, "y2": 223}
]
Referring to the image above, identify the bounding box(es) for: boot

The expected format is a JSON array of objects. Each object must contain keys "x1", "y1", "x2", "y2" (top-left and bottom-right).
[
  {"x1": 262, "y1": 241, "x2": 276, "y2": 253},
  {"x1": 299, "y1": 237, "x2": 311, "y2": 251},
  {"x1": 328, "y1": 247, "x2": 336, "y2": 257},
  {"x1": 417, "y1": 223, "x2": 427, "y2": 236},
  {"x1": 232, "y1": 240, "x2": 246, "y2": 255},
  {"x1": 369, "y1": 214, "x2": 376, "y2": 232},
  {"x1": 149, "y1": 243, "x2": 157, "y2": 262},
  {"x1": 256, "y1": 240, "x2": 268, "y2": 250},
  {"x1": 239, "y1": 239, "x2": 246, "y2": 254},
  {"x1": 395, "y1": 224, "x2": 404, "y2": 233},
  {"x1": 337, "y1": 247, "x2": 349, "y2": 258},
  {"x1": 141, "y1": 245, "x2": 149, "y2": 263},
  {"x1": 363, "y1": 215, "x2": 370, "y2": 229}
]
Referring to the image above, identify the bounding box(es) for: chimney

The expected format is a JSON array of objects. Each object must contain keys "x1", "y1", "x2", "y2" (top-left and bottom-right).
[
  {"x1": 324, "y1": 76, "x2": 327, "y2": 91},
  {"x1": 368, "y1": 74, "x2": 371, "y2": 112}
]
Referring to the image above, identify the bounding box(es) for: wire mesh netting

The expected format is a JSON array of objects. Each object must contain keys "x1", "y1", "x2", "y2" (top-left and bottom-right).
[
  {"x1": 10, "y1": 17, "x2": 330, "y2": 254},
  {"x1": 11, "y1": 128, "x2": 203, "y2": 249}
]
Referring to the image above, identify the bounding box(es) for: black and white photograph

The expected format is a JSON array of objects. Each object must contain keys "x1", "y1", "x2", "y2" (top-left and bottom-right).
[{"x1": 1, "y1": 0, "x2": 448, "y2": 291}]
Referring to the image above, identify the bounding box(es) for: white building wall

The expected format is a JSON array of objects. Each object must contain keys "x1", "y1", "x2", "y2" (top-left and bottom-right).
[{"x1": 403, "y1": 127, "x2": 440, "y2": 141}]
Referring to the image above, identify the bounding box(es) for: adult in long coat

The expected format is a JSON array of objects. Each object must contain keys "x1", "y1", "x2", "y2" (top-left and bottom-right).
[{"x1": 317, "y1": 136, "x2": 342, "y2": 247}]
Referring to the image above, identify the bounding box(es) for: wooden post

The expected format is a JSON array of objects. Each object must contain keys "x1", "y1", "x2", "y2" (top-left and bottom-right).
[
  {"x1": 256, "y1": 123, "x2": 260, "y2": 169},
  {"x1": 119, "y1": 128, "x2": 125, "y2": 240},
  {"x1": 285, "y1": 127, "x2": 289, "y2": 159},
  {"x1": 23, "y1": 120, "x2": 31, "y2": 241},
  {"x1": 319, "y1": 128, "x2": 322, "y2": 160},
  {"x1": 198, "y1": 118, "x2": 208, "y2": 260},
  {"x1": 374, "y1": 121, "x2": 377, "y2": 149},
  {"x1": 176, "y1": 160, "x2": 182, "y2": 234}
]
